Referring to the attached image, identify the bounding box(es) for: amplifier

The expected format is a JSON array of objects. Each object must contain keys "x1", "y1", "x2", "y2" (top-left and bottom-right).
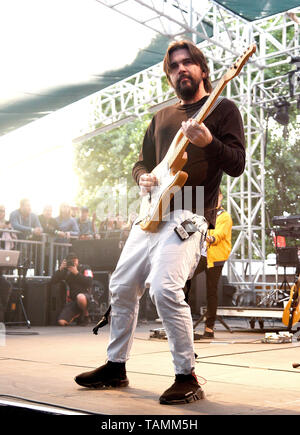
[
  {"x1": 138, "y1": 289, "x2": 158, "y2": 321},
  {"x1": 48, "y1": 282, "x2": 66, "y2": 326},
  {"x1": 72, "y1": 239, "x2": 122, "y2": 271},
  {"x1": 23, "y1": 278, "x2": 50, "y2": 326}
]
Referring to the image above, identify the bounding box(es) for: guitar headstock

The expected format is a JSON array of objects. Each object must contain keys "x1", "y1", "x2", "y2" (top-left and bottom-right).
[{"x1": 224, "y1": 43, "x2": 256, "y2": 82}]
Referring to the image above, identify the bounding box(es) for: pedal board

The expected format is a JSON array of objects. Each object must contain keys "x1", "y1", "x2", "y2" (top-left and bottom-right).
[{"x1": 149, "y1": 328, "x2": 167, "y2": 339}]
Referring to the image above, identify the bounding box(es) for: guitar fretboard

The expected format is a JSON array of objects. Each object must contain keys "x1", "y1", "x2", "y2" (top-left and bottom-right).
[{"x1": 167, "y1": 75, "x2": 227, "y2": 169}]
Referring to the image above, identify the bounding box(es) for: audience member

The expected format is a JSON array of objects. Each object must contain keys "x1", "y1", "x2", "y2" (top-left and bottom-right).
[
  {"x1": 0, "y1": 205, "x2": 17, "y2": 250},
  {"x1": 115, "y1": 215, "x2": 126, "y2": 230},
  {"x1": 91, "y1": 211, "x2": 101, "y2": 239},
  {"x1": 121, "y1": 212, "x2": 138, "y2": 239},
  {"x1": 39, "y1": 205, "x2": 59, "y2": 235},
  {"x1": 0, "y1": 205, "x2": 8, "y2": 229},
  {"x1": 56, "y1": 203, "x2": 79, "y2": 240},
  {"x1": 9, "y1": 199, "x2": 42, "y2": 240},
  {"x1": 77, "y1": 207, "x2": 94, "y2": 239},
  {"x1": 186, "y1": 189, "x2": 233, "y2": 339},
  {"x1": 71, "y1": 205, "x2": 80, "y2": 219}
]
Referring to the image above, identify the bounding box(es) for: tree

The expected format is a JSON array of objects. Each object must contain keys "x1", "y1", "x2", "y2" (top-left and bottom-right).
[
  {"x1": 74, "y1": 114, "x2": 152, "y2": 222},
  {"x1": 264, "y1": 108, "x2": 300, "y2": 253}
]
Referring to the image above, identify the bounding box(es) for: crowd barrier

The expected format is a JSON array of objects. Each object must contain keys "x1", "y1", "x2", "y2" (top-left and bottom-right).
[
  {"x1": 1, "y1": 230, "x2": 124, "y2": 326},
  {"x1": 1, "y1": 230, "x2": 73, "y2": 276},
  {"x1": 0, "y1": 228, "x2": 127, "y2": 277}
]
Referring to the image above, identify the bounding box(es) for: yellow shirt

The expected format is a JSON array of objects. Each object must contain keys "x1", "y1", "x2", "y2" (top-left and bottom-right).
[{"x1": 207, "y1": 208, "x2": 232, "y2": 268}]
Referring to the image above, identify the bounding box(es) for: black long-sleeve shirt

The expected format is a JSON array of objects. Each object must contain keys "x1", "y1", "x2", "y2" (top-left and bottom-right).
[
  {"x1": 132, "y1": 96, "x2": 245, "y2": 228},
  {"x1": 50, "y1": 267, "x2": 92, "y2": 300}
]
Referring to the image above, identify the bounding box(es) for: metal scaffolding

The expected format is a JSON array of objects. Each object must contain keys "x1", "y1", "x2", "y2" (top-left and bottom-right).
[{"x1": 76, "y1": 1, "x2": 300, "y2": 292}]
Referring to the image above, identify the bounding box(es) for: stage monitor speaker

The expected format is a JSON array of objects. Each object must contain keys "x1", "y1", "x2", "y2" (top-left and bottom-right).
[
  {"x1": 48, "y1": 282, "x2": 66, "y2": 326},
  {"x1": 276, "y1": 247, "x2": 300, "y2": 268},
  {"x1": 188, "y1": 272, "x2": 226, "y2": 315},
  {"x1": 72, "y1": 239, "x2": 122, "y2": 271},
  {"x1": 138, "y1": 289, "x2": 158, "y2": 321},
  {"x1": 23, "y1": 278, "x2": 49, "y2": 326}
]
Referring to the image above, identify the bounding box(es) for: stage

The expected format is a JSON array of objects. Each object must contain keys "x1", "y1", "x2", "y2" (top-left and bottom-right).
[{"x1": 1, "y1": 319, "x2": 300, "y2": 417}]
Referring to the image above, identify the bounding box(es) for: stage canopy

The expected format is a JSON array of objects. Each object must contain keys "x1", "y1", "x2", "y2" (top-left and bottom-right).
[
  {"x1": 0, "y1": 0, "x2": 299, "y2": 137},
  {"x1": 213, "y1": 0, "x2": 300, "y2": 21}
]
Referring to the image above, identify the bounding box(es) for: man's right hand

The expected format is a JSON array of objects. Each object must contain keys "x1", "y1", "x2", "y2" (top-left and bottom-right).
[
  {"x1": 139, "y1": 173, "x2": 158, "y2": 196},
  {"x1": 33, "y1": 227, "x2": 42, "y2": 236}
]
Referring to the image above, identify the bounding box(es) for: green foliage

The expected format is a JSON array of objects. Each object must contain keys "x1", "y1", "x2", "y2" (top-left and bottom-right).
[
  {"x1": 74, "y1": 114, "x2": 152, "y2": 216},
  {"x1": 264, "y1": 108, "x2": 300, "y2": 253}
]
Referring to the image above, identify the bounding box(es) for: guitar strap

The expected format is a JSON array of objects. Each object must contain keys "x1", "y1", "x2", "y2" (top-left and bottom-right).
[{"x1": 192, "y1": 96, "x2": 225, "y2": 121}]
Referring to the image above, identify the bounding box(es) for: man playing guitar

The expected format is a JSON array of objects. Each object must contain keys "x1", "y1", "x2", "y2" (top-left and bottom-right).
[{"x1": 75, "y1": 40, "x2": 246, "y2": 405}]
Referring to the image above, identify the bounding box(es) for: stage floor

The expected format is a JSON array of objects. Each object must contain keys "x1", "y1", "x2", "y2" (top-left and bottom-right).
[{"x1": 1, "y1": 318, "x2": 300, "y2": 416}]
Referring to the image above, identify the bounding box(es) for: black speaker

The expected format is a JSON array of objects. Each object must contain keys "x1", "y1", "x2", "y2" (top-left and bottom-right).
[
  {"x1": 188, "y1": 272, "x2": 225, "y2": 315},
  {"x1": 138, "y1": 289, "x2": 158, "y2": 321},
  {"x1": 90, "y1": 271, "x2": 111, "y2": 321},
  {"x1": 71, "y1": 239, "x2": 122, "y2": 271},
  {"x1": 276, "y1": 247, "x2": 300, "y2": 267},
  {"x1": 23, "y1": 278, "x2": 49, "y2": 326},
  {"x1": 48, "y1": 282, "x2": 66, "y2": 326}
]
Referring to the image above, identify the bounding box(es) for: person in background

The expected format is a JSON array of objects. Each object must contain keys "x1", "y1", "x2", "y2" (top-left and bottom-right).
[
  {"x1": 50, "y1": 252, "x2": 93, "y2": 326},
  {"x1": 9, "y1": 199, "x2": 42, "y2": 240},
  {"x1": 39, "y1": 205, "x2": 59, "y2": 235},
  {"x1": 0, "y1": 205, "x2": 8, "y2": 229},
  {"x1": 121, "y1": 212, "x2": 138, "y2": 239},
  {"x1": 0, "y1": 206, "x2": 14, "y2": 318},
  {"x1": 77, "y1": 207, "x2": 94, "y2": 239},
  {"x1": 71, "y1": 205, "x2": 80, "y2": 220},
  {"x1": 91, "y1": 211, "x2": 101, "y2": 239},
  {"x1": 56, "y1": 203, "x2": 79, "y2": 241},
  {"x1": 187, "y1": 189, "x2": 232, "y2": 338},
  {"x1": 0, "y1": 205, "x2": 17, "y2": 250}
]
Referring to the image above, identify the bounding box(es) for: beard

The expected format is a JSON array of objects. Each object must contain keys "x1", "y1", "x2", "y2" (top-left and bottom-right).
[{"x1": 174, "y1": 74, "x2": 201, "y2": 101}]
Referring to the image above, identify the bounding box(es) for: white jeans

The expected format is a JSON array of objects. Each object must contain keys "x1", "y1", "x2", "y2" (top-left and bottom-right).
[{"x1": 107, "y1": 210, "x2": 207, "y2": 375}]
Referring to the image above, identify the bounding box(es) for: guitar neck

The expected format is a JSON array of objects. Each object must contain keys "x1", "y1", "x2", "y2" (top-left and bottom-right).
[{"x1": 167, "y1": 76, "x2": 227, "y2": 169}]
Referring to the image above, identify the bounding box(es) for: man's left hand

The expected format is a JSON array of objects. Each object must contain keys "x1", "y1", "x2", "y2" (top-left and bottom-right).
[
  {"x1": 181, "y1": 118, "x2": 213, "y2": 148},
  {"x1": 206, "y1": 235, "x2": 215, "y2": 245}
]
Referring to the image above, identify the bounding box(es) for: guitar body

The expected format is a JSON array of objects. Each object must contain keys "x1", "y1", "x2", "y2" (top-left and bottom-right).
[
  {"x1": 282, "y1": 276, "x2": 300, "y2": 328},
  {"x1": 138, "y1": 158, "x2": 188, "y2": 232}
]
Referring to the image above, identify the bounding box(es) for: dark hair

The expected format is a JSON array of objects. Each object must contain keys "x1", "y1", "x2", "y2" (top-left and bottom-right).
[
  {"x1": 66, "y1": 252, "x2": 78, "y2": 261},
  {"x1": 163, "y1": 39, "x2": 212, "y2": 93}
]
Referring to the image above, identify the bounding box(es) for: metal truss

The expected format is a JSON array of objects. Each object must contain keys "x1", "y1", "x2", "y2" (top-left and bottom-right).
[{"x1": 76, "y1": 1, "x2": 300, "y2": 292}]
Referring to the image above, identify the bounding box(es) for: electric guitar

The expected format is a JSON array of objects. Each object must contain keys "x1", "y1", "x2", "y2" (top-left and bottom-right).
[
  {"x1": 282, "y1": 274, "x2": 300, "y2": 329},
  {"x1": 138, "y1": 43, "x2": 256, "y2": 232}
]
